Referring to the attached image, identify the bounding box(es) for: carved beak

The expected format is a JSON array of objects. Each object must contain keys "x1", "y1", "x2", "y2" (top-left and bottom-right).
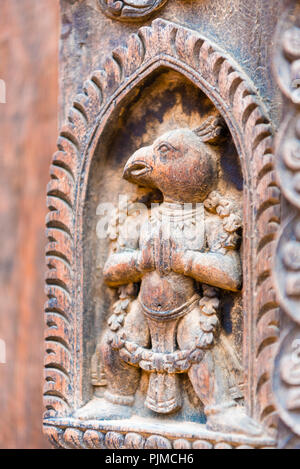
[{"x1": 123, "y1": 160, "x2": 152, "y2": 179}]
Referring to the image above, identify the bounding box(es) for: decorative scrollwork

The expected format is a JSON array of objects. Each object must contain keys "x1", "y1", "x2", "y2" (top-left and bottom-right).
[
  {"x1": 44, "y1": 18, "x2": 280, "y2": 445},
  {"x1": 98, "y1": 0, "x2": 168, "y2": 22},
  {"x1": 276, "y1": 216, "x2": 300, "y2": 324},
  {"x1": 274, "y1": 25, "x2": 300, "y2": 104}
]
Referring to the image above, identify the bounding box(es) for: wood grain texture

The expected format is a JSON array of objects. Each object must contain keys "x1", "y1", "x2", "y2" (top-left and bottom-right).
[
  {"x1": 0, "y1": 0, "x2": 59, "y2": 449},
  {"x1": 44, "y1": 13, "x2": 280, "y2": 447}
]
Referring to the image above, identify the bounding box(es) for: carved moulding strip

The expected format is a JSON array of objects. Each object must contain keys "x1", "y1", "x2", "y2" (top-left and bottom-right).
[
  {"x1": 98, "y1": 0, "x2": 169, "y2": 22},
  {"x1": 43, "y1": 419, "x2": 275, "y2": 449},
  {"x1": 273, "y1": 6, "x2": 300, "y2": 440},
  {"x1": 44, "y1": 18, "x2": 280, "y2": 443}
]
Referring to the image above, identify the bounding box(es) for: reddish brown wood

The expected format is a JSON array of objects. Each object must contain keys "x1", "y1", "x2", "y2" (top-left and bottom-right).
[
  {"x1": 273, "y1": 1, "x2": 300, "y2": 447},
  {"x1": 0, "y1": 0, "x2": 59, "y2": 449}
]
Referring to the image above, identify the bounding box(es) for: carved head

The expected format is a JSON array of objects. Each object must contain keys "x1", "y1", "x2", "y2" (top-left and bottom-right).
[{"x1": 123, "y1": 116, "x2": 224, "y2": 203}]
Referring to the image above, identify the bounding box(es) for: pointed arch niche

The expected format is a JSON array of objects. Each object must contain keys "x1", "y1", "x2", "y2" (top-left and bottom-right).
[{"x1": 44, "y1": 19, "x2": 280, "y2": 449}]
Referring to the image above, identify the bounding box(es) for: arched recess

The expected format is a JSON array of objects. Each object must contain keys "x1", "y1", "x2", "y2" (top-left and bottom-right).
[{"x1": 44, "y1": 19, "x2": 280, "y2": 433}]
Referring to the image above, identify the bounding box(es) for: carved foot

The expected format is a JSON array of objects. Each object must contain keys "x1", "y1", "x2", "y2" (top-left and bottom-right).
[
  {"x1": 206, "y1": 405, "x2": 264, "y2": 437},
  {"x1": 74, "y1": 397, "x2": 133, "y2": 421}
]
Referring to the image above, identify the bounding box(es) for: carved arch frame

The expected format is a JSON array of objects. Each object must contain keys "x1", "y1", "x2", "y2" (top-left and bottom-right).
[{"x1": 44, "y1": 19, "x2": 280, "y2": 447}]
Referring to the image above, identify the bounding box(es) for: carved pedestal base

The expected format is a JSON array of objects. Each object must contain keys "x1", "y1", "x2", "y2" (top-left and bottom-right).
[{"x1": 44, "y1": 418, "x2": 275, "y2": 450}]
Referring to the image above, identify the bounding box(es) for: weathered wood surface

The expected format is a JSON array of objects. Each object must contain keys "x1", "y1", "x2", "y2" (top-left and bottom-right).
[
  {"x1": 43, "y1": 0, "x2": 293, "y2": 449},
  {"x1": 273, "y1": 1, "x2": 300, "y2": 448},
  {"x1": 0, "y1": 0, "x2": 59, "y2": 449}
]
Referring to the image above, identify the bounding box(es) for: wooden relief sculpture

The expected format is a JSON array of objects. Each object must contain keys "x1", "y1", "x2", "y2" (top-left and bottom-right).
[
  {"x1": 44, "y1": 18, "x2": 280, "y2": 449},
  {"x1": 98, "y1": 0, "x2": 168, "y2": 21}
]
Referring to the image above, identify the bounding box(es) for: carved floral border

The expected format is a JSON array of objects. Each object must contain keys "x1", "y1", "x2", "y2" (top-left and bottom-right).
[
  {"x1": 44, "y1": 18, "x2": 280, "y2": 446},
  {"x1": 273, "y1": 5, "x2": 300, "y2": 441},
  {"x1": 98, "y1": 0, "x2": 169, "y2": 22}
]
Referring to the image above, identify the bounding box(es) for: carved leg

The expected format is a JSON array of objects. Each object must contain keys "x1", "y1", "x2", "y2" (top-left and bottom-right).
[
  {"x1": 101, "y1": 330, "x2": 141, "y2": 406},
  {"x1": 76, "y1": 299, "x2": 150, "y2": 420},
  {"x1": 188, "y1": 348, "x2": 236, "y2": 417},
  {"x1": 178, "y1": 308, "x2": 264, "y2": 437}
]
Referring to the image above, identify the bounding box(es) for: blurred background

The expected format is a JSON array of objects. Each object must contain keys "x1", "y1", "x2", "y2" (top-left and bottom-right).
[{"x1": 0, "y1": 0, "x2": 60, "y2": 448}]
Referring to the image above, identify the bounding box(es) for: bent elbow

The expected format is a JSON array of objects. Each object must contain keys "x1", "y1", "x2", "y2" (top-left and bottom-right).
[
  {"x1": 103, "y1": 266, "x2": 118, "y2": 287},
  {"x1": 222, "y1": 257, "x2": 242, "y2": 292}
]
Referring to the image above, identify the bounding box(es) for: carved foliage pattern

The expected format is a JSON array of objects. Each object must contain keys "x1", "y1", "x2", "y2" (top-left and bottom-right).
[
  {"x1": 273, "y1": 10, "x2": 300, "y2": 437},
  {"x1": 44, "y1": 19, "x2": 280, "y2": 435}
]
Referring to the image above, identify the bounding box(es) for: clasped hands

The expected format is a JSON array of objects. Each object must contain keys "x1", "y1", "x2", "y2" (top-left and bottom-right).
[{"x1": 137, "y1": 239, "x2": 193, "y2": 275}]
